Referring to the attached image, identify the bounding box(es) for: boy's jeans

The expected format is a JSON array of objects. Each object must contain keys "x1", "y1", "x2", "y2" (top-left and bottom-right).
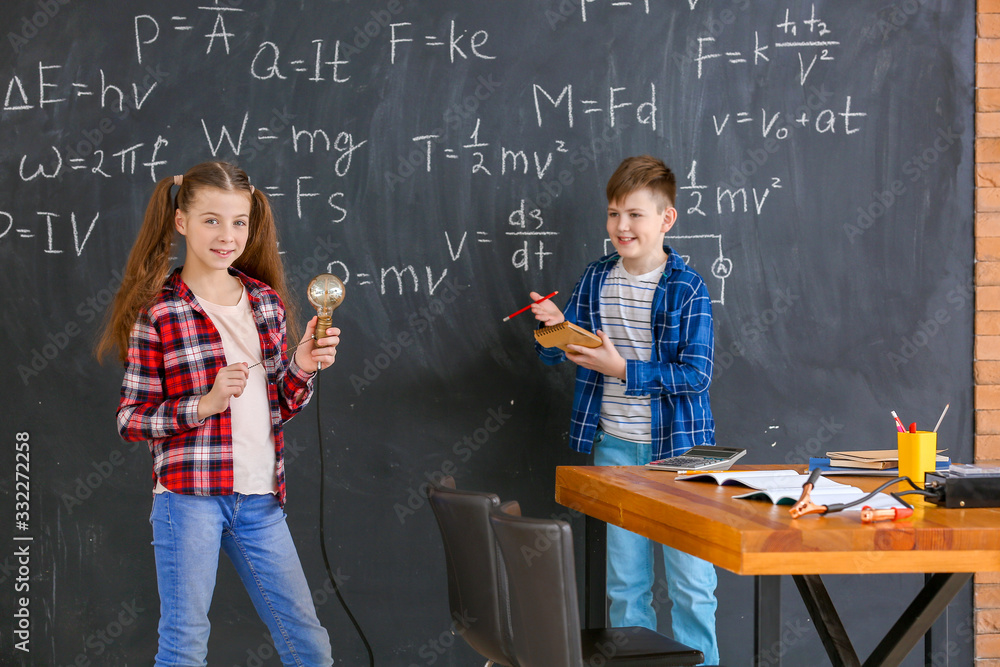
[
  {"x1": 593, "y1": 429, "x2": 720, "y2": 665},
  {"x1": 150, "y1": 492, "x2": 332, "y2": 667}
]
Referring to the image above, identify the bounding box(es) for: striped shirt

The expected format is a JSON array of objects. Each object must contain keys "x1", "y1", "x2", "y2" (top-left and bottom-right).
[
  {"x1": 536, "y1": 246, "x2": 716, "y2": 462},
  {"x1": 598, "y1": 260, "x2": 666, "y2": 442}
]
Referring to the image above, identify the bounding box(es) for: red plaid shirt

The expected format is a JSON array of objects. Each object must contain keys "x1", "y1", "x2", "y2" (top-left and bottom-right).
[{"x1": 117, "y1": 268, "x2": 313, "y2": 505}]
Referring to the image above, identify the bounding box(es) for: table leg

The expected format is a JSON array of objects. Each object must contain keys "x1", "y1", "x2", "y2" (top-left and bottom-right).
[
  {"x1": 785, "y1": 572, "x2": 971, "y2": 667},
  {"x1": 924, "y1": 573, "x2": 932, "y2": 667},
  {"x1": 792, "y1": 574, "x2": 861, "y2": 667},
  {"x1": 754, "y1": 575, "x2": 782, "y2": 667},
  {"x1": 584, "y1": 513, "x2": 606, "y2": 629},
  {"x1": 862, "y1": 572, "x2": 972, "y2": 667}
]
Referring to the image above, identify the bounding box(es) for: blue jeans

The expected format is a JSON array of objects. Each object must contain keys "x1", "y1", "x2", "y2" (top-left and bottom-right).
[
  {"x1": 593, "y1": 430, "x2": 720, "y2": 665},
  {"x1": 150, "y1": 492, "x2": 332, "y2": 666}
]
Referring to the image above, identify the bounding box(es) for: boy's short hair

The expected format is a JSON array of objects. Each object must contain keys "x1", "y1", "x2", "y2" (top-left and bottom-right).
[{"x1": 606, "y1": 155, "x2": 676, "y2": 211}]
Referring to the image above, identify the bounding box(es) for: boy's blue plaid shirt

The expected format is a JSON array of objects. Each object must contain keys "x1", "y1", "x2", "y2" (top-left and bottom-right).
[{"x1": 536, "y1": 247, "x2": 717, "y2": 462}]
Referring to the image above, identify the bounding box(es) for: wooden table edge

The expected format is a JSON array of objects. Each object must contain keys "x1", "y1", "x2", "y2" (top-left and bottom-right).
[{"x1": 555, "y1": 465, "x2": 1000, "y2": 576}]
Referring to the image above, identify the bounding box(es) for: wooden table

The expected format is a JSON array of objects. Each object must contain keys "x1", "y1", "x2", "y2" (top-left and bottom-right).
[{"x1": 555, "y1": 465, "x2": 1000, "y2": 667}]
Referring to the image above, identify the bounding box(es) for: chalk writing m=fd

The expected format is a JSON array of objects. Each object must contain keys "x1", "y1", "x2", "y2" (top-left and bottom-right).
[{"x1": 533, "y1": 83, "x2": 657, "y2": 130}]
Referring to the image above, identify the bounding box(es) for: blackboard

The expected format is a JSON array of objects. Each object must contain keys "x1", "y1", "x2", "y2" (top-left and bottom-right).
[{"x1": 0, "y1": 1, "x2": 975, "y2": 665}]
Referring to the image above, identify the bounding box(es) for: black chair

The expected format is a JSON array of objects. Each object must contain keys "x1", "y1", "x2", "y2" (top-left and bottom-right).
[
  {"x1": 427, "y1": 476, "x2": 518, "y2": 667},
  {"x1": 427, "y1": 476, "x2": 706, "y2": 667},
  {"x1": 489, "y1": 500, "x2": 705, "y2": 667}
]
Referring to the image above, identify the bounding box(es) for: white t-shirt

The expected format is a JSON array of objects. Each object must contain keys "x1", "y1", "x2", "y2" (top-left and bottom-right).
[
  {"x1": 598, "y1": 259, "x2": 666, "y2": 442},
  {"x1": 154, "y1": 287, "x2": 278, "y2": 495}
]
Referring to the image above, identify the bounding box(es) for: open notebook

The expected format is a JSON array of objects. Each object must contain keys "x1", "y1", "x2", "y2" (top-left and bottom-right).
[{"x1": 675, "y1": 469, "x2": 906, "y2": 508}]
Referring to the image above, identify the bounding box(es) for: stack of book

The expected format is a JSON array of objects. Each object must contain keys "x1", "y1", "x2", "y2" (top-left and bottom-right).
[{"x1": 808, "y1": 449, "x2": 949, "y2": 476}]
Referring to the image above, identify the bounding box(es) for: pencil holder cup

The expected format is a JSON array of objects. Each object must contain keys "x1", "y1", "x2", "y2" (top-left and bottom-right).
[{"x1": 897, "y1": 431, "x2": 937, "y2": 488}]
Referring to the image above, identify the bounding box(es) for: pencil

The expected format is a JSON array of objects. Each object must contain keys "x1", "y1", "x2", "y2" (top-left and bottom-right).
[
  {"x1": 933, "y1": 403, "x2": 950, "y2": 433},
  {"x1": 503, "y1": 291, "x2": 558, "y2": 322}
]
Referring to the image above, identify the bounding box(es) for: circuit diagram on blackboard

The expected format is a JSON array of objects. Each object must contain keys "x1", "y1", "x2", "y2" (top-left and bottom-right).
[{"x1": 603, "y1": 233, "x2": 731, "y2": 306}]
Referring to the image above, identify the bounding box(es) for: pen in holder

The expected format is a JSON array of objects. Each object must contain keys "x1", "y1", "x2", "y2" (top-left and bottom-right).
[{"x1": 897, "y1": 430, "x2": 937, "y2": 489}]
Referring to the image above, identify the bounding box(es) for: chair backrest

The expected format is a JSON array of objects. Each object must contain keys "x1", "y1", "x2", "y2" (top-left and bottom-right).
[
  {"x1": 426, "y1": 477, "x2": 518, "y2": 667},
  {"x1": 489, "y1": 501, "x2": 583, "y2": 667}
]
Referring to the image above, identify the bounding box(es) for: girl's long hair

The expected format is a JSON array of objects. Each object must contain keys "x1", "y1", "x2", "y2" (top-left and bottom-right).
[{"x1": 96, "y1": 161, "x2": 299, "y2": 365}]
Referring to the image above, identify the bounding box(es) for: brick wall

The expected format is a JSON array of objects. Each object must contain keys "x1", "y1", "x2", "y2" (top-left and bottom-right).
[{"x1": 979, "y1": 1, "x2": 1000, "y2": 662}]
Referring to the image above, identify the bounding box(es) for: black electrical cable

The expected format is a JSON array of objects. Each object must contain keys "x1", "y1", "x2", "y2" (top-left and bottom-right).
[
  {"x1": 823, "y1": 475, "x2": 926, "y2": 513},
  {"x1": 893, "y1": 488, "x2": 940, "y2": 502},
  {"x1": 314, "y1": 369, "x2": 375, "y2": 667}
]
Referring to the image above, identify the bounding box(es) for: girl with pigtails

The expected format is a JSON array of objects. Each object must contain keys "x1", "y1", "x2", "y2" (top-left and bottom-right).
[{"x1": 97, "y1": 161, "x2": 337, "y2": 666}]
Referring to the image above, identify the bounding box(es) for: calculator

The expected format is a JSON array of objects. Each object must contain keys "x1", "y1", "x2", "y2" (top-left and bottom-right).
[{"x1": 645, "y1": 446, "x2": 747, "y2": 472}]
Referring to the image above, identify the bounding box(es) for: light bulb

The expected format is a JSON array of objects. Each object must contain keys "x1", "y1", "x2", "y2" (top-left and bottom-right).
[{"x1": 307, "y1": 273, "x2": 345, "y2": 345}]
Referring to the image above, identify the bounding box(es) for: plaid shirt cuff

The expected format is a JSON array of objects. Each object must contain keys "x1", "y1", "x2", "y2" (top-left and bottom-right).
[
  {"x1": 287, "y1": 355, "x2": 314, "y2": 382},
  {"x1": 624, "y1": 359, "x2": 649, "y2": 396},
  {"x1": 285, "y1": 355, "x2": 315, "y2": 404},
  {"x1": 178, "y1": 395, "x2": 205, "y2": 429}
]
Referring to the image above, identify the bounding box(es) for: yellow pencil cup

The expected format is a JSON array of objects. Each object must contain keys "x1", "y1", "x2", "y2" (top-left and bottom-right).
[{"x1": 897, "y1": 431, "x2": 937, "y2": 487}]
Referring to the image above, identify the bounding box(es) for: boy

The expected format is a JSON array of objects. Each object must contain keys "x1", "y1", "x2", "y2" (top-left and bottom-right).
[{"x1": 531, "y1": 155, "x2": 719, "y2": 664}]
